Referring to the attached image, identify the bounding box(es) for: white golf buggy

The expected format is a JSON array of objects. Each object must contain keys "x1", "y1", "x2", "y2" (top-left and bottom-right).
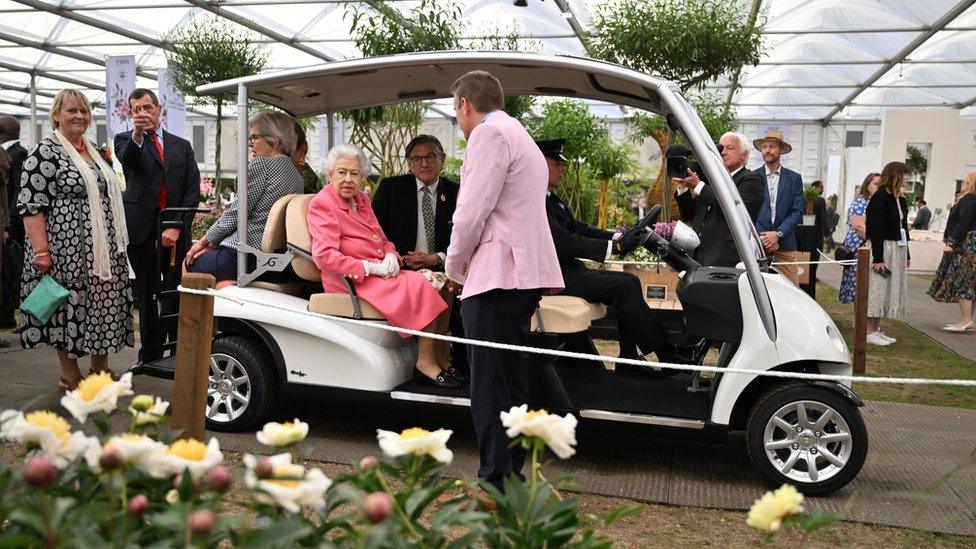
[{"x1": 135, "y1": 52, "x2": 866, "y2": 495}]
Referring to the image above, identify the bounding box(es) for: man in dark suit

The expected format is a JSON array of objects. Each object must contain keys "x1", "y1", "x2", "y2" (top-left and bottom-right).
[
  {"x1": 372, "y1": 135, "x2": 458, "y2": 268},
  {"x1": 911, "y1": 199, "x2": 931, "y2": 230},
  {"x1": 371, "y1": 135, "x2": 465, "y2": 368},
  {"x1": 673, "y1": 132, "x2": 765, "y2": 268},
  {"x1": 0, "y1": 115, "x2": 27, "y2": 329},
  {"x1": 115, "y1": 88, "x2": 200, "y2": 366},
  {"x1": 753, "y1": 129, "x2": 804, "y2": 284},
  {"x1": 539, "y1": 139, "x2": 681, "y2": 368}
]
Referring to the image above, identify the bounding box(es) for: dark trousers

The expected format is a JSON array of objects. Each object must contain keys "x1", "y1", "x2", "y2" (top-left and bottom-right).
[
  {"x1": 462, "y1": 288, "x2": 541, "y2": 489},
  {"x1": 561, "y1": 267, "x2": 669, "y2": 359},
  {"x1": 0, "y1": 237, "x2": 24, "y2": 325},
  {"x1": 128, "y1": 233, "x2": 182, "y2": 363}
]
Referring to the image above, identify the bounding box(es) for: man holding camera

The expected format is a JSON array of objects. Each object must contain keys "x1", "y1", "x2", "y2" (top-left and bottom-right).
[
  {"x1": 115, "y1": 88, "x2": 200, "y2": 367},
  {"x1": 753, "y1": 129, "x2": 804, "y2": 284},
  {"x1": 672, "y1": 132, "x2": 765, "y2": 268},
  {"x1": 539, "y1": 139, "x2": 682, "y2": 367}
]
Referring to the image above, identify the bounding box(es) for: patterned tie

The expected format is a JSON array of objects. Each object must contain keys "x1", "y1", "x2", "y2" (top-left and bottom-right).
[
  {"x1": 767, "y1": 171, "x2": 779, "y2": 221},
  {"x1": 421, "y1": 185, "x2": 436, "y2": 254},
  {"x1": 149, "y1": 132, "x2": 168, "y2": 210}
]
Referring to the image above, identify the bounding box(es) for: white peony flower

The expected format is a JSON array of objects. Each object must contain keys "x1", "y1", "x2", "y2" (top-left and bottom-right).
[
  {"x1": 243, "y1": 453, "x2": 331, "y2": 513},
  {"x1": 129, "y1": 397, "x2": 169, "y2": 427},
  {"x1": 256, "y1": 419, "x2": 309, "y2": 447},
  {"x1": 747, "y1": 484, "x2": 805, "y2": 532},
  {"x1": 60, "y1": 372, "x2": 134, "y2": 423},
  {"x1": 86, "y1": 434, "x2": 168, "y2": 473},
  {"x1": 501, "y1": 405, "x2": 578, "y2": 459},
  {"x1": 376, "y1": 427, "x2": 453, "y2": 464},
  {"x1": 146, "y1": 438, "x2": 223, "y2": 480},
  {"x1": 2, "y1": 410, "x2": 94, "y2": 468}
]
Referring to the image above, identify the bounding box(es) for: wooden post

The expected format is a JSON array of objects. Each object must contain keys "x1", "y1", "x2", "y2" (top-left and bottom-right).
[
  {"x1": 853, "y1": 247, "x2": 870, "y2": 374},
  {"x1": 171, "y1": 273, "x2": 216, "y2": 441}
]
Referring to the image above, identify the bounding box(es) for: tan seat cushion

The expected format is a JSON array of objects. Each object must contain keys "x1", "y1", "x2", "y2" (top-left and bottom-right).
[
  {"x1": 284, "y1": 194, "x2": 321, "y2": 282},
  {"x1": 308, "y1": 292, "x2": 386, "y2": 320},
  {"x1": 262, "y1": 194, "x2": 300, "y2": 252},
  {"x1": 530, "y1": 295, "x2": 607, "y2": 334}
]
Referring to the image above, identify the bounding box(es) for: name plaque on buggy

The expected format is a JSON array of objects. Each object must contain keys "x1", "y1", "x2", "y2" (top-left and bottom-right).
[{"x1": 645, "y1": 284, "x2": 668, "y2": 300}]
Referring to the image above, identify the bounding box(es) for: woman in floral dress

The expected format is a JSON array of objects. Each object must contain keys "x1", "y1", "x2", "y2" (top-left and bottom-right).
[{"x1": 838, "y1": 173, "x2": 879, "y2": 304}]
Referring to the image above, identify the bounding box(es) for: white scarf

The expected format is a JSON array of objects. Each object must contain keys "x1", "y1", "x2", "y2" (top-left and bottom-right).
[{"x1": 53, "y1": 129, "x2": 129, "y2": 281}]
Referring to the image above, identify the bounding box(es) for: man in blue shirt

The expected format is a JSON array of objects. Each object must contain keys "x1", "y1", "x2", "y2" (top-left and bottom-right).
[{"x1": 753, "y1": 130, "x2": 804, "y2": 284}]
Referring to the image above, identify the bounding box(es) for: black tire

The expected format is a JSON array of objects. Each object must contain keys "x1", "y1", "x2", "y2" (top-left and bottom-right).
[
  {"x1": 205, "y1": 336, "x2": 279, "y2": 432},
  {"x1": 746, "y1": 383, "x2": 867, "y2": 496}
]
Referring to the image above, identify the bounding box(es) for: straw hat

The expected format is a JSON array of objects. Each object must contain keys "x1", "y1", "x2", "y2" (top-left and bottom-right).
[{"x1": 753, "y1": 129, "x2": 792, "y2": 154}]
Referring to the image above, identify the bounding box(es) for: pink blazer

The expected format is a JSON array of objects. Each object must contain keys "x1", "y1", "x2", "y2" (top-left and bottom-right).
[
  {"x1": 308, "y1": 185, "x2": 447, "y2": 335},
  {"x1": 445, "y1": 110, "x2": 564, "y2": 299}
]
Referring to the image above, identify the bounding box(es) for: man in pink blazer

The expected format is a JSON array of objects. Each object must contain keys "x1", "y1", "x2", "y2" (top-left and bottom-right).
[{"x1": 445, "y1": 70, "x2": 564, "y2": 490}]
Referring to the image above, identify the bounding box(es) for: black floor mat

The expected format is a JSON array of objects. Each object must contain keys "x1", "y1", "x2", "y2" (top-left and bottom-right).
[{"x1": 555, "y1": 364, "x2": 709, "y2": 420}]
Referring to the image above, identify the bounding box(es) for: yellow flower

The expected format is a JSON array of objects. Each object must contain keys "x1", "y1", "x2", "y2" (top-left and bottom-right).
[
  {"x1": 24, "y1": 411, "x2": 71, "y2": 445},
  {"x1": 746, "y1": 484, "x2": 805, "y2": 532},
  {"x1": 243, "y1": 453, "x2": 331, "y2": 512},
  {"x1": 60, "y1": 372, "x2": 134, "y2": 423},
  {"x1": 129, "y1": 397, "x2": 169, "y2": 426},
  {"x1": 147, "y1": 438, "x2": 223, "y2": 480},
  {"x1": 168, "y1": 439, "x2": 207, "y2": 461},
  {"x1": 501, "y1": 404, "x2": 578, "y2": 459},
  {"x1": 2, "y1": 410, "x2": 94, "y2": 468},
  {"x1": 376, "y1": 427, "x2": 453, "y2": 464},
  {"x1": 256, "y1": 419, "x2": 309, "y2": 447}
]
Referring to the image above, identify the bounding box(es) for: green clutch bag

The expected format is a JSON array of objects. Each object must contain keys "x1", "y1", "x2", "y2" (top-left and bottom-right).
[{"x1": 20, "y1": 275, "x2": 70, "y2": 325}]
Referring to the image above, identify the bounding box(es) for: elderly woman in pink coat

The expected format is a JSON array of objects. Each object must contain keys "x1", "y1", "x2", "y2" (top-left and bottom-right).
[{"x1": 308, "y1": 144, "x2": 463, "y2": 388}]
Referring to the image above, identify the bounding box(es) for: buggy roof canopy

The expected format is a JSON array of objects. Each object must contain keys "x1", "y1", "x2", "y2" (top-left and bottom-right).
[{"x1": 195, "y1": 51, "x2": 673, "y2": 117}]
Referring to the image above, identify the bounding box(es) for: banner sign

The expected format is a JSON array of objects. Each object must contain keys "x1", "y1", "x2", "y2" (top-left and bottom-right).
[
  {"x1": 158, "y1": 68, "x2": 186, "y2": 138},
  {"x1": 105, "y1": 55, "x2": 135, "y2": 139}
]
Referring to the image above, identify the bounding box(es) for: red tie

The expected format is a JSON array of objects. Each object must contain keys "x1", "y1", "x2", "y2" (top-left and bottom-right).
[{"x1": 149, "y1": 132, "x2": 167, "y2": 210}]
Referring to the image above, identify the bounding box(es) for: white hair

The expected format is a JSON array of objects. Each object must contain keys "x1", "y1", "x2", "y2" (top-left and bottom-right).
[
  {"x1": 322, "y1": 143, "x2": 372, "y2": 178},
  {"x1": 721, "y1": 131, "x2": 751, "y2": 161}
]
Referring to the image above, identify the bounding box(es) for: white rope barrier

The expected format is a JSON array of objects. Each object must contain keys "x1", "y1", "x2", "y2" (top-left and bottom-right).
[{"x1": 177, "y1": 285, "x2": 976, "y2": 388}]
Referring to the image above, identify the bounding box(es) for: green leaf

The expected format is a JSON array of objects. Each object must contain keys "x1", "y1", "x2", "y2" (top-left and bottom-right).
[{"x1": 604, "y1": 504, "x2": 642, "y2": 526}]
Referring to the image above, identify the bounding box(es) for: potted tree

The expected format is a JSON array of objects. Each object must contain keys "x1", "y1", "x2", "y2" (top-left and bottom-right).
[{"x1": 802, "y1": 184, "x2": 820, "y2": 225}]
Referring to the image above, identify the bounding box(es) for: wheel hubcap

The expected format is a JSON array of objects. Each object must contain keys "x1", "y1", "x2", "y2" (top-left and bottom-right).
[
  {"x1": 763, "y1": 400, "x2": 852, "y2": 484},
  {"x1": 205, "y1": 353, "x2": 251, "y2": 423}
]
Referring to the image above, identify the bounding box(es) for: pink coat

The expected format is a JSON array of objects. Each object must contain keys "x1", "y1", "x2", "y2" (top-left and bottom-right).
[
  {"x1": 307, "y1": 185, "x2": 447, "y2": 335},
  {"x1": 445, "y1": 110, "x2": 564, "y2": 299}
]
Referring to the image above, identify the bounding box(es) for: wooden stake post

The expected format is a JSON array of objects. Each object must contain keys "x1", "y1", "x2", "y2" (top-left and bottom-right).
[
  {"x1": 171, "y1": 273, "x2": 216, "y2": 441},
  {"x1": 852, "y1": 247, "x2": 870, "y2": 374}
]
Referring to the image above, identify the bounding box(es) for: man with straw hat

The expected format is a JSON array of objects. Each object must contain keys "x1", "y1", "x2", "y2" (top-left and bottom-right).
[{"x1": 753, "y1": 129, "x2": 804, "y2": 284}]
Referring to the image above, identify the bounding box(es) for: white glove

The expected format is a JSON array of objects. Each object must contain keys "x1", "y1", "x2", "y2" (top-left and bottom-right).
[
  {"x1": 362, "y1": 259, "x2": 388, "y2": 278},
  {"x1": 381, "y1": 252, "x2": 400, "y2": 278}
]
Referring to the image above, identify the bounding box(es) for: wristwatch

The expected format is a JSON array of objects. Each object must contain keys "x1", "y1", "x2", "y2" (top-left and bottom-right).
[{"x1": 775, "y1": 231, "x2": 784, "y2": 239}]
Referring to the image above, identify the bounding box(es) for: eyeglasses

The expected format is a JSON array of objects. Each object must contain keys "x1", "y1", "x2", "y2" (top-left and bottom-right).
[
  {"x1": 407, "y1": 152, "x2": 443, "y2": 166},
  {"x1": 247, "y1": 134, "x2": 269, "y2": 144}
]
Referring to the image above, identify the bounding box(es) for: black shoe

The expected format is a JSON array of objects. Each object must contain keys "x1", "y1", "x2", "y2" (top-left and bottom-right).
[
  {"x1": 414, "y1": 367, "x2": 463, "y2": 389},
  {"x1": 444, "y1": 366, "x2": 469, "y2": 384},
  {"x1": 673, "y1": 339, "x2": 709, "y2": 365},
  {"x1": 0, "y1": 339, "x2": 10, "y2": 348}
]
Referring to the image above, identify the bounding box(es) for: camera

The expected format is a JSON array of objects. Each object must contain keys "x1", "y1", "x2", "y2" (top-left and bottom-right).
[{"x1": 665, "y1": 144, "x2": 702, "y2": 180}]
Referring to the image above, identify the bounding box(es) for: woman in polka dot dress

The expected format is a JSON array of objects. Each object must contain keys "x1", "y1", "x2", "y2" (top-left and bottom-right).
[{"x1": 17, "y1": 90, "x2": 133, "y2": 391}]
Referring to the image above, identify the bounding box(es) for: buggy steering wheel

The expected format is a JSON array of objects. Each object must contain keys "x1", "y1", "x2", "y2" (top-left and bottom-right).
[{"x1": 628, "y1": 204, "x2": 661, "y2": 237}]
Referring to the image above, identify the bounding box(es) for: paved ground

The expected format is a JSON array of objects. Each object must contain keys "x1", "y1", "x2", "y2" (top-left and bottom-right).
[
  {"x1": 818, "y1": 263, "x2": 976, "y2": 361},
  {"x1": 0, "y1": 341, "x2": 974, "y2": 535}
]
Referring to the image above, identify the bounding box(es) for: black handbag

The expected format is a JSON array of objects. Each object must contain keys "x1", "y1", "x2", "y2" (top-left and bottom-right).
[{"x1": 834, "y1": 247, "x2": 853, "y2": 262}]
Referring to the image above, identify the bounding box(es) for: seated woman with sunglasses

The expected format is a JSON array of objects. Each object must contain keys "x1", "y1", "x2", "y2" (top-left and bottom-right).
[{"x1": 186, "y1": 111, "x2": 304, "y2": 285}]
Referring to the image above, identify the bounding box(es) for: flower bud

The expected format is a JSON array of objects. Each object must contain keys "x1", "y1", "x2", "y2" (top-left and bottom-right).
[
  {"x1": 363, "y1": 491, "x2": 392, "y2": 523},
  {"x1": 127, "y1": 494, "x2": 149, "y2": 516},
  {"x1": 254, "y1": 457, "x2": 274, "y2": 479},
  {"x1": 358, "y1": 455, "x2": 378, "y2": 471},
  {"x1": 23, "y1": 455, "x2": 57, "y2": 487},
  {"x1": 165, "y1": 489, "x2": 179, "y2": 505},
  {"x1": 188, "y1": 509, "x2": 215, "y2": 537},
  {"x1": 130, "y1": 394, "x2": 155, "y2": 412},
  {"x1": 99, "y1": 447, "x2": 123, "y2": 470},
  {"x1": 205, "y1": 466, "x2": 231, "y2": 492}
]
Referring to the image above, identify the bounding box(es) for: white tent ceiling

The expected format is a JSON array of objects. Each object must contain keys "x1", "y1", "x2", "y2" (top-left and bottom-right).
[{"x1": 1, "y1": 0, "x2": 975, "y2": 122}]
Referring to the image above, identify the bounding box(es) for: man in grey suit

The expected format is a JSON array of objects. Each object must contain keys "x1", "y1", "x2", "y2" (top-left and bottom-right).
[{"x1": 115, "y1": 88, "x2": 200, "y2": 366}]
